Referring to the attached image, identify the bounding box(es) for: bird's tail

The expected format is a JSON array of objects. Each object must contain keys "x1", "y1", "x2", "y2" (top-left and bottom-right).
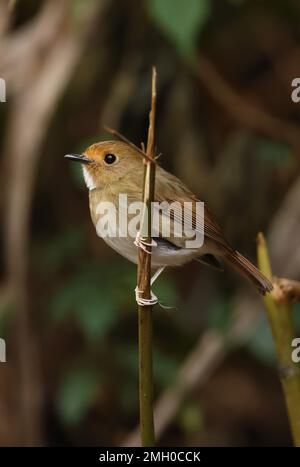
[{"x1": 224, "y1": 250, "x2": 273, "y2": 295}]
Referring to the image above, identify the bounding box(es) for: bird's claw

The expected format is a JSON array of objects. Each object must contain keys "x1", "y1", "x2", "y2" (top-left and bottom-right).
[
  {"x1": 135, "y1": 287, "x2": 158, "y2": 306},
  {"x1": 134, "y1": 231, "x2": 157, "y2": 254}
]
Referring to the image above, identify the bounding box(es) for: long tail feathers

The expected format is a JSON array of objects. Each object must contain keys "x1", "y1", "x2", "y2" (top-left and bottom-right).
[{"x1": 224, "y1": 250, "x2": 273, "y2": 295}]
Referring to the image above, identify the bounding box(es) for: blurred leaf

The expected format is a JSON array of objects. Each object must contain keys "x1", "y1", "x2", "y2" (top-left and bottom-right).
[
  {"x1": 120, "y1": 379, "x2": 138, "y2": 415},
  {"x1": 147, "y1": 0, "x2": 210, "y2": 56},
  {"x1": 118, "y1": 344, "x2": 138, "y2": 380},
  {"x1": 246, "y1": 314, "x2": 276, "y2": 365},
  {"x1": 75, "y1": 287, "x2": 117, "y2": 343},
  {"x1": 72, "y1": 0, "x2": 99, "y2": 20},
  {"x1": 50, "y1": 268, "x2": 119, "y2": 343},
  {"x1": 49, "y1": 262, "x2": 137, "y2": 343},
  {"x1": 56, "y1": 366, "x2": 100, "y2": 426},
  {"x1": 153, "y1": 275, "x2": 180, "y2": 309},
  {"x1": 256, "y1": 138, "x2": 294, "y2": 169},
  {"x1": 38, "y1": 228, "x2": 84, "y2": 275},
  {"x1": 178, "y1": 403, "x2": 204, "y2": 435},
  {"x1": 153, "y1": 349, "x2": 178, "y2": 387},
  {"x1": 207, "y1": 299, "x2": 232, "y2": 333},
  {"x1": 50, "y1": 258, "x2": 179, "y2": 343}
]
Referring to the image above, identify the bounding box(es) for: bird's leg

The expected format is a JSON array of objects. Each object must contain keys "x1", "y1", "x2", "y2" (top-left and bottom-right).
[
  {"x1": 135, "y1": 267, "x2": 165, "y2": 306},
  {"x1": 134, "y1": 231, "x2": 157, "y2": 254},
  {"x1": 151, "y1": 266, "x2": 165, "y2": 285}
]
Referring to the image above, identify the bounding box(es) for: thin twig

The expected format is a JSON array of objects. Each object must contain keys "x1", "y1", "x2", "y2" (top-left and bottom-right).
[
  {"x1": 136, "y1": 67, "x2": 157, "y2": 447},
  {"x1": 103, "y1": 125, "x2": 157, "y2": 163},
  {"x1": 257, "y1": 232, "x2": 300, "y2": 446}
]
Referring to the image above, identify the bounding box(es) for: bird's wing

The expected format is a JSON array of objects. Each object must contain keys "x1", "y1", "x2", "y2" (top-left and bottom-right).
[{"x1": 154, "y1": 167, "x2": 231, "y2": 250}]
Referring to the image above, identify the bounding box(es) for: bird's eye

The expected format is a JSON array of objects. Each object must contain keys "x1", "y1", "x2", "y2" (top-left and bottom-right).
[{"x1": 104, "y1": 153, "x2": 117, "y2": 165}]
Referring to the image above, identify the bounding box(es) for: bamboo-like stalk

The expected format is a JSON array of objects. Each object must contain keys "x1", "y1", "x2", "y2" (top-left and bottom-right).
[
  {"x1": 136, "y1": 67, "x2": 157, "y2": 447},
  {"x1": 257, "y1": 232, "x2": 300, "y2": 446}
]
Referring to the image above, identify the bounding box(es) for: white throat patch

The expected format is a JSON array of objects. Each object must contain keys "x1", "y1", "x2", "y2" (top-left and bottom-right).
[{"x1": 83, "y1": 167, "x2": 96, "y2": 191}]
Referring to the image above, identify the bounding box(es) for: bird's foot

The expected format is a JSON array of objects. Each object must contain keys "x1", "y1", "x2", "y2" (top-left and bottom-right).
[
  {"x1": 135, "y1": 287, "x2": 158, "y2": 306},
  {"x1": 134, "y1": 231, "x2": 157, "y2": 254}
]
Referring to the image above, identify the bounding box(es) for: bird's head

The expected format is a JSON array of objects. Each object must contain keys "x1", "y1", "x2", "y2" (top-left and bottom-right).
[{"x1": 65, "y1": 141, "x2": 144, "y2": 190}]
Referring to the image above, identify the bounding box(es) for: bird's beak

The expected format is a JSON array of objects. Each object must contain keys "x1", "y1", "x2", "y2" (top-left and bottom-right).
[{"x1": 64, "y1": 154, "x2": 91, "y2": 165}]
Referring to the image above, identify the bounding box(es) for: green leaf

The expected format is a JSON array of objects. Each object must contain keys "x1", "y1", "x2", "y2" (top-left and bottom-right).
[
  {"x1": 56, "y1": 366, "x2": 100, "y2": 425},
  {"x1": 147, "y1": 0, "x2": 211, "y2": 56}
]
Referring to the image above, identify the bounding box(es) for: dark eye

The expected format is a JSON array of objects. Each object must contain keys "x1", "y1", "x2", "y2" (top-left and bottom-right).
[{"x1": 104, "y1": 153, "x2": 117, "y2": 165}]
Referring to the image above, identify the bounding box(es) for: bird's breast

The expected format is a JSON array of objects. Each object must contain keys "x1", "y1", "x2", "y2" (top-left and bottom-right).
[{"x1": 88, "y1": 188, "x2": 208, "y2": 267}]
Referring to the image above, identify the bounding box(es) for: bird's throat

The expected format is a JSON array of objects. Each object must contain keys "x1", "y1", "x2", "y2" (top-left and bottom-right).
[{"x1": 83, "y1": 167, "x2": 96, "y2": 191}]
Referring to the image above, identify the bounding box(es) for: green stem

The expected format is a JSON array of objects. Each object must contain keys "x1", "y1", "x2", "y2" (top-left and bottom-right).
[
  {"x1": 136, "y1": 68, "x2": 157, "y2": 447},
  {"x1": 138, "y1": 292, "x2": 155, "y2": 446},
  {"x1": 257, "y1": 232, "x2": 300, "y2": 446}
]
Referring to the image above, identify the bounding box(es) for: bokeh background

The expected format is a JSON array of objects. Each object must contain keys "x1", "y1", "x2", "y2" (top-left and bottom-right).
[{"x1": 1, "y1": 0, "x2": 300, "y2": 447}]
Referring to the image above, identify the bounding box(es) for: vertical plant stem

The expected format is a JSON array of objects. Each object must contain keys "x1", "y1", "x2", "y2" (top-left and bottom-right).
[
  {"x1": 257, "y1": 232, "x2": 300, "y2": 446},
  {"x1": 136, "y1": 67, "x2": 157, "y2": 447}
]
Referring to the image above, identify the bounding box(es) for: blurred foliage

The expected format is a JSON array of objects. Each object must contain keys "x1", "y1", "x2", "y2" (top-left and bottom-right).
[
  {"x1": 147, "y1": 0, "x2": 211, "y2": 57},
  {"x1": 247, "y1": 305, "x2": 300, "y2": 366},
  {"x1": 178, "y1": 403, "x2": 204, "y2": 436},
  {"x1": 50, "y1": 263, "x2": 130, "y2": 343},
  {"x1": 247, "y1": 314, "x2": 277, "y2": 365},
  {"x1": 256, "y1": 138, "x2": 294, "y2": 170},
  {"x1": 38, "y1": 229, "x2": 85, "y2": 276},
  {"x1": 56, "y1": 365, "x2": 100, "y2": 426},
  {"x1": 207, "y1": 298, "x2": 233, "y2": 333},
  {"x1": 72, "y1": 0, "x2": 99, "y2": 21}
]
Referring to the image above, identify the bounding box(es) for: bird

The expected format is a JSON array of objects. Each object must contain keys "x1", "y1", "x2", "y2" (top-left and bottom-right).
[{"x1": 65, "y1": 140, "x2": 273, "y2": 304}]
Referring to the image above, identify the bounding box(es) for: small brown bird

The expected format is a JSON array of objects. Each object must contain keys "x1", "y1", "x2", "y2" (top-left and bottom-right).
[{"x1": 65, "y1": 141, "x2": 273, "y2": 300}]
